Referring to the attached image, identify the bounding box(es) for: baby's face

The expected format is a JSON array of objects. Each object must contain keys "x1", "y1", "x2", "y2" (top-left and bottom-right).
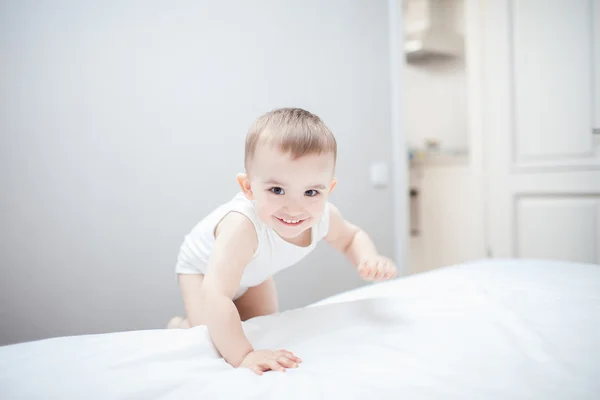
[{"x1": 244, "y1": 145, "x2": 336, "y2": 239}]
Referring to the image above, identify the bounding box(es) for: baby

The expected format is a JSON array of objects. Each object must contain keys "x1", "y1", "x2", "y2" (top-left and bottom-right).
[{"x1": 168, "y1": 108, "x2": 397, "y2": 375}]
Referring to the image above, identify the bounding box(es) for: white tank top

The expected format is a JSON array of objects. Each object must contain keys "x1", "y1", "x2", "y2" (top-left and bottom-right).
[{"x1": 175, "y1": 192, "x2": 331, "y2": 288}]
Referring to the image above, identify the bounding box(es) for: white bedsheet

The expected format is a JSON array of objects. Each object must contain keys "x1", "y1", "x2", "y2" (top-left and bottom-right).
[{"x1": 1, "y1": 259, "x2": 599, "y2": 399}]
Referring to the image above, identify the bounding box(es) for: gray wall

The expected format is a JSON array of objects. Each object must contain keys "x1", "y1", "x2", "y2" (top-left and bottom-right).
[{"x1": 0, "y1": 0, "x2": 397, "y2": 345}]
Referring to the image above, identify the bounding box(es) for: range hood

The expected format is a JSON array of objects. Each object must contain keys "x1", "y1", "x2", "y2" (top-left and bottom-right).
[{"x1": 403, "y1": 0, "x2": 464, "y2": 62}]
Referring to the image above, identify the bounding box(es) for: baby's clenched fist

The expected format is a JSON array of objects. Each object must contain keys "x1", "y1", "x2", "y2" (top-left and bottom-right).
[{"x1": 357, "y1": 256, "x2": 397, "y2": 281}]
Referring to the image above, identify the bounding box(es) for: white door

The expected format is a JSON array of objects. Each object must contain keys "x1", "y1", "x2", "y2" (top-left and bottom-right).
[{"x1": 481, "y1": 0, "x2": 600, "y2": 263}]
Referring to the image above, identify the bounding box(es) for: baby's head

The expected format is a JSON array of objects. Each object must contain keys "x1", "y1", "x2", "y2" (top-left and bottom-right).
[{"x1": 237, "y1": 108, "x2": 337, "y2": 239}]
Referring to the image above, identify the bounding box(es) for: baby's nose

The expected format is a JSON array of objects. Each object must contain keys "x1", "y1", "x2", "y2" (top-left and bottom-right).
[
  {"x1": 283, "y1": 208, "x2": 303, "y2": 217},
  {"x1": 283, "y1": 203, "x2": 303, "y2": 216}
]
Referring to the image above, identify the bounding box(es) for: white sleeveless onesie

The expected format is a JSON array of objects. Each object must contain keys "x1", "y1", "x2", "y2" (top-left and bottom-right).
[{"x1": 175, "y1": 192, "x2": 331, "y2": 299}]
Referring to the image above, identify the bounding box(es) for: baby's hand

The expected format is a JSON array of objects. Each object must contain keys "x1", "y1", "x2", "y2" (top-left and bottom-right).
[
  {"x1": 240, "y1": 349, "x2": 302, "y2": 375},
  {"x1": 358, "y1": 256, "x2": 397, "y2": 281}
]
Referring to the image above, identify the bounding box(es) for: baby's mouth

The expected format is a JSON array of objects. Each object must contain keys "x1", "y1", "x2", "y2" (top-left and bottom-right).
[{"x1": 276, "y1": 217, "x2": 306, "y2": 226}]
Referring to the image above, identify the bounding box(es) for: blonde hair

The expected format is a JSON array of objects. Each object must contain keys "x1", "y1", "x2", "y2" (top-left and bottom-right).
[{"x1": 244, "y1": 108, "x2": 337, "y2": 170}]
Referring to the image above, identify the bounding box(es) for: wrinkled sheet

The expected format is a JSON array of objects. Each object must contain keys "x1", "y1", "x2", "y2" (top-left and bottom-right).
[{"x1": 1, "y1": 259, "x2": 599, "y2": 399}]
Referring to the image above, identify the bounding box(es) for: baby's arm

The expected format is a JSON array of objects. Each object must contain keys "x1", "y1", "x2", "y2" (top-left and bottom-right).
[
  {"x1": 180, "y1": 212, "x2": 256, "y2": 366},
  {"x1": 325, "y1": 204, "x2": 397, "y2": 281},
  {"x1": 180, "y1": 212, "x2": 300, "y2": 374}
]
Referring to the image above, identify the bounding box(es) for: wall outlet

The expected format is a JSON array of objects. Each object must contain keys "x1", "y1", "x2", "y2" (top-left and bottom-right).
[{"x1": 369, "y1": 161, "x2": 389, "y2": 188}]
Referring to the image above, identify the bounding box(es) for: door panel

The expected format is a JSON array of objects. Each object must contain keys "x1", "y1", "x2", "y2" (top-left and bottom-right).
[
  {"x1": 516, "y1": 196, "x2": 599, "y2": 263},
  {"x1": 512, "y1": 0, "x2": 596, "y2": 163}
]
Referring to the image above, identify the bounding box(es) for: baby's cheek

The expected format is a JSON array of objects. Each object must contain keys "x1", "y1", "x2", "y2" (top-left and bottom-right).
[
  {"x1": 257, "y1": 206, "x2": 274, "y2": 222},
  {"x1": 309, "y1": 211, "x2": 324, "y2": 225},
  {"x1": 311, "y1": 200, "x2": 328, "y2": 217}
]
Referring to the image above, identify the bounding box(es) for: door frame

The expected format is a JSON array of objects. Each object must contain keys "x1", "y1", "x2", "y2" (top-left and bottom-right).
[
  {"x1": 464, "y1": 0, "x2": 489, "y2": 258},
  {"x1": 388, "y1": 0, "x2": 410, "y2": 272}
]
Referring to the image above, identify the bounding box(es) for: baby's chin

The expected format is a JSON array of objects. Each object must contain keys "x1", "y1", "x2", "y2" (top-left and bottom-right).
[{"x1": 274, "y1": 226, "x2": 312, "y2": 239}]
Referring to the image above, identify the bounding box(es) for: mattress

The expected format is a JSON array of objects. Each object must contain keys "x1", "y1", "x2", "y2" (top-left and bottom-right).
[{"x1": 1, "y1": 259, "x2": 599, "y2": 399}]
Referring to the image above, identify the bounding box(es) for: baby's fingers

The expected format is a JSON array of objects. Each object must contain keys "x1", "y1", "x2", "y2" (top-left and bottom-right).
[
  {"x1": 386, "y1": 265, "x2": 398, "y2": 279},
  {"x1": 277, "y1": 349, "x2": 302, "y2": 363},
  {"x1": 360, "y1": 261, "x2": 377, "y2": 281},
  {"x1": 265, "y1": 359, "x2": 286, "y2": 372},
  {"x1": 358, "y1": 266, "x2": 370, "y2": 279},
  {"x1": 373, "y1": 262, "x2": 387, "y2": 281},
  {"x1": 381, "y1": 268, "x2": 393, "y2": 280},
  {"x1": 277, "y1": 356, "x2": 298, "y2": 368},
  {"x1": 252, "y1": 366, "x2": 264, "y2": 376}
]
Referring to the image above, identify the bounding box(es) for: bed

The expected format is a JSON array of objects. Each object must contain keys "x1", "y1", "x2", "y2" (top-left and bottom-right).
[{"x1": 1, "y1": 259, "x2": 599, "y2": 399}]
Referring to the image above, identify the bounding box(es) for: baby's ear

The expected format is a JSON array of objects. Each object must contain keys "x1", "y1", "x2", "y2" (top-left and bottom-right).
[
  {"x1": 236, "y1": 173, "x2": 254, "y2": 200},
  {"x1": 329, "y1": 178, "x2": 337, "y2": 194}
]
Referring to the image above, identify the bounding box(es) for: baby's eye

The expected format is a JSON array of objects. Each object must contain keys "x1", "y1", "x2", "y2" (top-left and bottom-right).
[
  {"x1": 305, "y1": 189, "x2": 319, "y2": 197},
  {"x1": 270, "y1": 187, "x2": 285, "y2": 195}
]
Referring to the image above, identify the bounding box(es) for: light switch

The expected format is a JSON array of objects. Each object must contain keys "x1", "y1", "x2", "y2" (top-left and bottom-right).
[{"x1": 369, "y1": 161, "x2": 389, "y2": 188}]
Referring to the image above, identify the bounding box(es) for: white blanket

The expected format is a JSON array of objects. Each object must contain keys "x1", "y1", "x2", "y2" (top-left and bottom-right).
[{"x1": 1, "y1": 259, "x2": 599, "y2": 399}]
